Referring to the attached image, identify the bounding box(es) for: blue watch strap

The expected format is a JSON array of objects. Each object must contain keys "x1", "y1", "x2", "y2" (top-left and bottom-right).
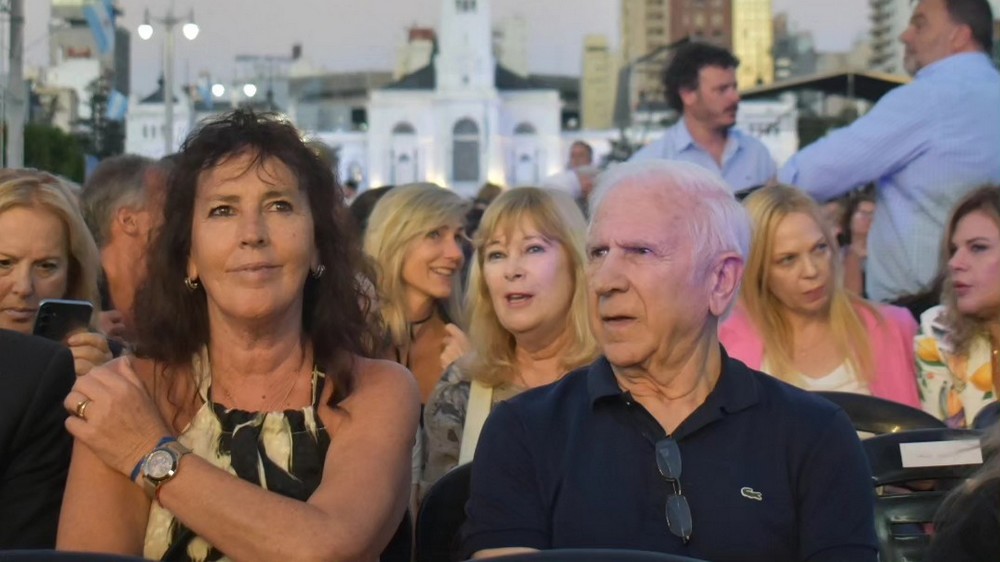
[{"x1": 131, "y1": 436, "x2": 177, "y2": 481}]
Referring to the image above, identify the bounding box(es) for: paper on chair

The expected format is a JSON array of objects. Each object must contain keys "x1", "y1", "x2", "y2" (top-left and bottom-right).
[{"x1": 899, "y1": 440, "x2": 983, "y2": 468}]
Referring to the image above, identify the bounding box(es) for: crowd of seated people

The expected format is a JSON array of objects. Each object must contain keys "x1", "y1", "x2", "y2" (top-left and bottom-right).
[{"x1": 0, "y1": 100, "x2": 996, "y2": 560}]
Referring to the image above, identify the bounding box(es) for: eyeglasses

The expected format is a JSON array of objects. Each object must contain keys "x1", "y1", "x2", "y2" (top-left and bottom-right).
[{"x1": 655, "y1": 438, "x2": 693, "y2": 544}]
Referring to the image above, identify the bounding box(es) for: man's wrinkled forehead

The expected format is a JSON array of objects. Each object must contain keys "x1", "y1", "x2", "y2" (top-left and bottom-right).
[{"x1": 589, "y1": 181, "x2": 693, "y2": 239}]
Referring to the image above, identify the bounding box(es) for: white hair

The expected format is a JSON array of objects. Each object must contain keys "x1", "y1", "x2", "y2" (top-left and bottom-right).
[{"x1": 589, "y1": 159, "x2": 751, "y2": 269}]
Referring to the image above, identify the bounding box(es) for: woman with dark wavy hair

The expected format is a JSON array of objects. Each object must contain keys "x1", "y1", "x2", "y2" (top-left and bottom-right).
[{"x1": 57, "y1": 110, "x2": 419, "y2": 561}]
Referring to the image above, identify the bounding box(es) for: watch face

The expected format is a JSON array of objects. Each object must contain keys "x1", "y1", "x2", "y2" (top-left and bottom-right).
[{"x1": 145, "y1": 450, "x2": 175, "y2": 480}]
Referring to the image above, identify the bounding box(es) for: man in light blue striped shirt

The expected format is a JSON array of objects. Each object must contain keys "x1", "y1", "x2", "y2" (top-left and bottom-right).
[
  {"x1": 630, "y1": 42, "x2": 776, "y2": 194},
  {"x1": 779, "y1": 0, "x2": 1000, "y2": 303}
]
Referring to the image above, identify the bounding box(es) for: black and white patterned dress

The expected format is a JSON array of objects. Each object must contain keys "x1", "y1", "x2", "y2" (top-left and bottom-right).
[{"x1": 143, "y1": 351, "x2": 329, "y2": 562}]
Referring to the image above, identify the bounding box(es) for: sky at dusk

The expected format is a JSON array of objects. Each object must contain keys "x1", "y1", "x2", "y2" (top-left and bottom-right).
[{"x1": 23, "y1": 0, "x2": 872, "y2": 98}]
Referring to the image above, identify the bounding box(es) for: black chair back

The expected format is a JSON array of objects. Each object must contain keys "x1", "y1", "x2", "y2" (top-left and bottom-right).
[
  {"x1": 816, "y1": 391, "x2": 946, "y2": 435},
  {"x1": 492, "y1": 550, "x2": 708, "y2": 561},
  {"x1": 972, "y1": 401, "x2": 1000, "y2": 430},
  {"x1": 415, "y1": 462, "x2": 473, "y2": 562},
  {"x1": 863, "y1": 428, "x2": 983, "y2": 562}
]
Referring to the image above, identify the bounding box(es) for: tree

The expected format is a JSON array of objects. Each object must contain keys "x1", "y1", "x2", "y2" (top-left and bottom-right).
[{"x1": 23, "y1": 123, "x2": 85, "y2": 183}]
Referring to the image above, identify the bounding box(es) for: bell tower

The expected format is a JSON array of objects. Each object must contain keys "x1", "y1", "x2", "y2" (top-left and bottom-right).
[{"x1": 435, "y1": 0, "x2": 495, "y2": 91}]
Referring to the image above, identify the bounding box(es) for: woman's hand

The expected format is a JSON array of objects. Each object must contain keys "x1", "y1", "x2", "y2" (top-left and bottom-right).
[
  {"x1": 97, "y1": 310, "x2": 128, "y2": 341},
  {"x1": 63, "y1": 357, "x2": 171, "y2": 479},
  {"x1": 66, "y1": 330, "x2": 113, "y2": 377},
  {"x1": 441, "y1": 323, "x2": 471, "y2": 369}
]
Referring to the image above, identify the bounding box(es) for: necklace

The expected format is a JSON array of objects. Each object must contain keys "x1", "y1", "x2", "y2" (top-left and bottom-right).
[
  {"x1": 397, "y1": 307, "x2": 438, "y2": 368},
  {"x1": 408, "y1": 307, "x2": 436, "y2": 340}
]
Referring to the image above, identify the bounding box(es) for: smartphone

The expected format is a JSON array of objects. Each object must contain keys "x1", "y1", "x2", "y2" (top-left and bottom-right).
[{"x1": 32, "y1": 299, "x2": 94, "y2": 342}]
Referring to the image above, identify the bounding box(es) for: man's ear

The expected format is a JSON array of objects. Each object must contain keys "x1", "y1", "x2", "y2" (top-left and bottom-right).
[
  {"x1": 950, "y1": 23, "x2": 975, "y2": 52},
  {"x1": 115, "y1": 206, "x2": 141, "y2": 237},
  {"x1": 678, "y1": 86, "x2": 699, "y2": 109},
  {"x1": 707, "y1": 253, "x2": 744, "y2": 318}
]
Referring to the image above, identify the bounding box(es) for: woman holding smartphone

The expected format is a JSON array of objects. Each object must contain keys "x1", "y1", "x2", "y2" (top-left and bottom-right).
[{"x1": 0, "y1": 169, "x2": 110, "y2": 376}]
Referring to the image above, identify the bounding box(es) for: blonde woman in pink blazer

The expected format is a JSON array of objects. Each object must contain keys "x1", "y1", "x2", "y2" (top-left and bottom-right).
[{"x1": 719, "y1": 184, "x2": 920, "y2": 407}]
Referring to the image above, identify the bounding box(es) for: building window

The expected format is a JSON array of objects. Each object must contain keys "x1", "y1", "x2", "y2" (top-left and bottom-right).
[
  {"x1": 514, "y1": 122, "x2": 536, "y2": 135},
  {"x1": 392, "y1": 122, "x2": 416, "y2": 135},
  {"x1": 392, "y1": 122, "x2": 418, "y2": 184},
  {"x1": 455, "y1": 0, "x2": 476, "y2": 12},
  {"x1": 452, "y1": 118, "x2": 480, "y2": 183}
]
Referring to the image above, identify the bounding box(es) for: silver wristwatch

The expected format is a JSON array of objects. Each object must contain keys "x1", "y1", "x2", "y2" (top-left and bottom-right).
[{"x1": 141, "y1": 439, "x2": 191, "y2": 498}]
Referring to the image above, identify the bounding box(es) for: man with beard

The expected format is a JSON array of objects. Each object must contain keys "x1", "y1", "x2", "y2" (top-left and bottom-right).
[
  {"x1": 779, "y1": 0, "x2": 1000, "y2": 303},
  {"x1": 629, "y1": 42, "x2": 776, "y2": 194}
]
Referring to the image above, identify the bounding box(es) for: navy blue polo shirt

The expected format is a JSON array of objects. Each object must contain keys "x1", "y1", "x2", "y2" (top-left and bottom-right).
[{"x1": 461, "y1": 351, "x2": 878, "y2": 562}]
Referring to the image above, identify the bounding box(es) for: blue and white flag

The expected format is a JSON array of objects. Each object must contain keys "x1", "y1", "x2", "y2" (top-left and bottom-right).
[
  {"x1": 106, "y1": 89, "x2": 128, "y2": 121},
  {"x1": 84, "y1": 0, "x2": 115, "y2": 56},
  {"x1": 101, "y1": 0, "x2": 117, "y2": 24}
]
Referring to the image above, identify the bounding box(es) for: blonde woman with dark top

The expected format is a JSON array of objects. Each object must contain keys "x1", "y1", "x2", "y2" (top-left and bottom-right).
[
  {"x1": 364, "y1": 182, "x2": 473, "y2": 503},
  {"x1": 422, "y1": 187, "x2": 598, "y2": 491},
  {"x1": 916, "y1": 185, "x2": 1000, "y2": 428},
  {"x1": 0, "y1": 169, "x2": 110, "y2": 376},
  {"x1": 363, "y1": 183, "x2": 471, "y2": 404}
]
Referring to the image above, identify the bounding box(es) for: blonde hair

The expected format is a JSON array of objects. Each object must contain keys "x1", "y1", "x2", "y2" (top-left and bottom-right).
[
  {"x1": 363, "y1": 183, "x2": 469, "y2": 349},
  {"x1": 468, "y1": 187, "x2": 598, "y2": 387},
  {"x1": 741, "y1": 184, "x2": 877, "y2": 384},
  {"x1": 938, "y1": 185, "x2": 1000, "y2": 355},
  {"x1": 0, "y1": 169, "x2": 101, "y2": 325}
]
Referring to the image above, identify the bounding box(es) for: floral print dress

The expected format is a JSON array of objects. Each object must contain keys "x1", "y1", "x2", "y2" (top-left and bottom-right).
[{"x1": 915, "y1": 305, "x2": 995, "y2": 428}]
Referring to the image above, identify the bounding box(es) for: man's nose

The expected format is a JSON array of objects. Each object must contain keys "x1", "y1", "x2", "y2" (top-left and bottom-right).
[{"x1": 589, "y1": 254, "x2": 627, "y2": 295}]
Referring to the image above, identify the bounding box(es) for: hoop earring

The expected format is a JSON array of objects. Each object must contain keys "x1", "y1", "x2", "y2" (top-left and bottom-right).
[
  {"x1": 184, "y1": 277, "x2": 200, "y2": 291},
  {"x1": 311, "y1": 265, "x2": 326, "y2": 279}
]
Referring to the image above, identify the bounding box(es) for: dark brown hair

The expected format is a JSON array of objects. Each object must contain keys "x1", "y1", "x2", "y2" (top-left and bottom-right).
[
  {"x1": 944, "y1": 0, "x2": 994, "y2": 53},
  {"x1": 663, "y1": 41, "x2": 739, "y2": 113},
  {"x1": 132, "y1": 110, "x2": 380, "y2": 405}
]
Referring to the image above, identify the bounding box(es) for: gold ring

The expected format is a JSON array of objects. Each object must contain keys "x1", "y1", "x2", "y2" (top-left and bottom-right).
[{"x1": 75, "y1": 398, "x2": 92, "y2": 420}]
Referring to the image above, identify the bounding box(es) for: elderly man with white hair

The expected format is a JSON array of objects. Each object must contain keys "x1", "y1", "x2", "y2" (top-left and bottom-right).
[{"x1": 460, "y1": 160, "x2": 878, "y2": 561}]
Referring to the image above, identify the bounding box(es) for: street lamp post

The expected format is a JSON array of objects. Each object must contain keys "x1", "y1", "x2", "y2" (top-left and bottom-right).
[{"x1": 138, "y1": 5, "x2": 198, "y2": 156}]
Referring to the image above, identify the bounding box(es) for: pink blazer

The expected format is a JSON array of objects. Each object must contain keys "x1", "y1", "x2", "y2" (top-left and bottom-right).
[{"x1": 719, "y1": 302, "x2": 921, "y2": 408}]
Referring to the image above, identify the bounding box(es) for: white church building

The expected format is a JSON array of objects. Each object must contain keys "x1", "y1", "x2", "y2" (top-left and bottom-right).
[
  {"x1": 365, "y1": 0, "x2": 562, "y2": 196},
  {"x1": 124, "y1": 0, "x2": 800, "y2": 192}
]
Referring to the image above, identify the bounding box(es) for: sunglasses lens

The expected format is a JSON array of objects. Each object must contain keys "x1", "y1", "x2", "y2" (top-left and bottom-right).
[
  {"x1": 666, "y1": 494, "x2": 693, "y2": 540},
  {"x1": 655, "y1": 439, "x2": 682, "y2": 479}
]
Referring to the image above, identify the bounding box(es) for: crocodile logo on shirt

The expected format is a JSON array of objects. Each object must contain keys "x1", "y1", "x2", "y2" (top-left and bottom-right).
[{"x1": 740, "y1": 487, "x2": 763, "y2": 501}]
